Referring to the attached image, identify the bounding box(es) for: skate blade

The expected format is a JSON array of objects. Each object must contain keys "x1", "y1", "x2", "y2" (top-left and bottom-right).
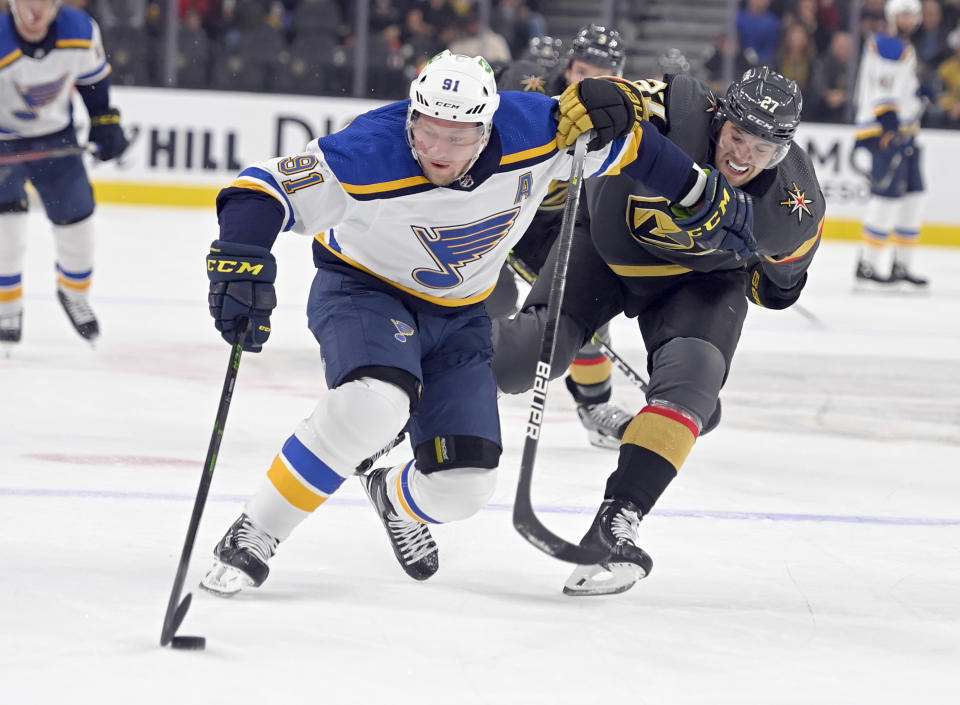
[
  {"x1": 199, "y1": 560, "x2": 255, "y2": 598},
  {"x1": 585, "y1": 429, "x2": 622, "y2": 451},
  {"x1": 562, "y1": 561, "x2": 647, "y2": 597}
]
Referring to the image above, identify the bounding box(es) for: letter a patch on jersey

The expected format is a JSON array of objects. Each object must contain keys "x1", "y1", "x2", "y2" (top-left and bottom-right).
[{"x1": 411, "y1": 207, "x2": 521, "y2": 289}]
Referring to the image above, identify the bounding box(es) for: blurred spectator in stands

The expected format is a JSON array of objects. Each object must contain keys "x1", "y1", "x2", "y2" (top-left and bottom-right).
[
  {"x1": 703, "y1": 31, "x2": 757, "y2": 93},
  {"x1": 913, "y1": 1, "x2": 951, "y2": 70},
  {"x1": 736, "y1": 0, "x2": 781, "y2": 65},
  {"x1": 783, "y1": 0, "x2": 831, "y2": 53},
  {"x1": 406, "y1": 0, "x2": 459, "y2": 63},
  {"x1": 861, "y1": 0, "x2": 888, "y2": 46},
  {"x1": 176, "y1": 7, "x2": 210, "y2": 88},
  {"x1": 943, "y1": 0, "x2": 960, "y2": 29},
  {"x1": 369, "y1": 0, "x2": 405, "y2": 35},
  {"x1": 776, "y1": 22, "x2": 814, "y2": 92},
  {"x1": 491, "y1": 0, "x2": 546, "y2": 58},
  {"x1": 806, "y1": 30, "x2": 854, "y2": 122},
  {"x1": 936, "y1": 25, "x2": 960, "y2": 125},
  {"x1": 88, "y1": 0, "x2": 147, "y2": 28},
  {"x1": 449, "y1": 8, "x2": 511, "y2": 65}
]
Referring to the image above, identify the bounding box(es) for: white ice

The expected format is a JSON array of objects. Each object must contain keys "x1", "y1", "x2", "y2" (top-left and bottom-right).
[{"x1": 1, "y1": 205, "x2": 958, "y2": 704}]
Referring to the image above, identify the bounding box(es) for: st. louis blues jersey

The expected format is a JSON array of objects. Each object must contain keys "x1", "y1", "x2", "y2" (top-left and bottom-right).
[
  {"x1": 0, "y1": 8, "x2": 110, "y2": 140},
  {"x1": 854, "y1": 32, "x2": 923, "y2": 140},
  {"x1": 217, "y1": 91, "x2": 703, "y2": 307}
]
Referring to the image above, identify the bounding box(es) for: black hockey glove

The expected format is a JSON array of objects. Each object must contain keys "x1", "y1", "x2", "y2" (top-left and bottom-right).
[
  {"x1": 88, "y1": 107, "x2": 130, "y2": 161},
  {"x1": 671, "y1": 170, "x2": 756, "y2": 261},
  {"x1": 206, "y1": 240, "x2": 277, "y2": 352},
  {"x1": 556, "y1": 77, "x2": 645, "y2": 150}
]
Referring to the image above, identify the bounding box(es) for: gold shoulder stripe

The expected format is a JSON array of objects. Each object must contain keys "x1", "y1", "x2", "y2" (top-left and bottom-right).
[
  {"x1": 340, "y1": 174, "x2": 429, "y2": 194},
  {"x1": 56, "y1": 39, "x2": 93, "y2": 49},
  {"x1": 764, "y1": 218, "x2": 824, "y2": 264},
  {"x1": 608, "y1": 263, "x2": 691, "y2": 277},
  {"x1": 314, "y1": 235, "x2": 495, "y2": 306},
  {"x1": 229, "y1": 177, "x2": 284, "y2": 203},
  {"x1": 500, "y1": 139, "x2": 556, "y2": 165},
  {"x1": 0, "y1": 48, "x2": 22, "y2": 69}
]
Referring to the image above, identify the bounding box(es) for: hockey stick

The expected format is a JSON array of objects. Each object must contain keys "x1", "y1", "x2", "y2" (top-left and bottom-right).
[
  {"x1": 506, "y1": 252, "x2": 649, "y2": 393},
  {"x1": 0, "y1": 144, "x2": 96, "y2": 165},
  {"x1": 513, "y1": 136, "x2": 609, "y2": 565},
  {"x1": 160, "y1": 320, "x2": 251, "y2": 648}
]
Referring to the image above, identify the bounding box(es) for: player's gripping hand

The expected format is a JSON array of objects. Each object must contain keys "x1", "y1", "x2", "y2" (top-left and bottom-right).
[
  {"x1": 670, "y1": 170, "x2": 756, "y2": 261},
  {"x1": 206, "y1": 240, "x2": 277, "y2": 352},
  {"x1": 88, "y1": 107, "x2": 130, "y2": 161},
  {"x1": 556, "y1": 77, "x2": 645, "y2": 151}
]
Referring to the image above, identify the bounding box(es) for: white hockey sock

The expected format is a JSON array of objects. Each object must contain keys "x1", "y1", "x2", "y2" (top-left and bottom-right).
[
  {"x1": 0, "y1": 213, "x2": 28, "y2": 316},
  {"x1": 52, "y1": 216, "x2": 95, "y2": 297}
]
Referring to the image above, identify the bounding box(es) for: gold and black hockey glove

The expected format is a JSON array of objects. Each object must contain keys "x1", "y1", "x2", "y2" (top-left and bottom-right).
[
  {"x1": 88, "y1": 107, "x2": 130, "y2": 162},
  {"x1": 556, "y1": 77, "x2": 645, "y2": 151}
]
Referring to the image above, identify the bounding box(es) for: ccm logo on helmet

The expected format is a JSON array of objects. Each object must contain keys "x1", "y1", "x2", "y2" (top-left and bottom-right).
[
  {"x1": 434, "y1": 101, "x2": 463, "y2": 109},
  {"x1": 746, "y1": 113, "x2": 775, "y2": 130}
]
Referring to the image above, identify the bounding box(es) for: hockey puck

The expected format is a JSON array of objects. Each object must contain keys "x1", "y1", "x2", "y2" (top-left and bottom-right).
[{"x1": 170, "y1": 635, "x2": 206, "y2": 650}]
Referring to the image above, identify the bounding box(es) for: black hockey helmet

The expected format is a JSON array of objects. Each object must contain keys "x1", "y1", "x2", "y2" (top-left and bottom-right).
[
  {"x1": 719, "y1": 66, "x2": 802, "y2": 145},
  {"x1": 568, "y1": 24, "x2": 626, "y2": 76},
  {"x1": 525, "y1": 35, "x2": 564, "y2": 69}
]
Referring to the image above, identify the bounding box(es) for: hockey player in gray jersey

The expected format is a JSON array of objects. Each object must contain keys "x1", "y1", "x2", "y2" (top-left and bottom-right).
[
  {"x1": 494, "y1": 67, "x2": 825, "y2": 596},
  {"x1": 491, "y1": 24, "x2": 638, "y2": 450}
]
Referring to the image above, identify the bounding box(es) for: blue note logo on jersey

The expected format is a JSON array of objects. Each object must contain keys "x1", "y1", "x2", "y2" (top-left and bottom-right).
[
  {"x1": 14, "y1": 74, "x2": 70, "y2": 120},
  {"x1": 410, "y1": 207, "x2": 521, "y2": 289},
  {"x1": 392, "y1": 319, "x2": 415, "y2": 342}
]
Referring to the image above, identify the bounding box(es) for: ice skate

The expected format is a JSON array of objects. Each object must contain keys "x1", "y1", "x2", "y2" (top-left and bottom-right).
[
  {"x1": 359, "y1": 466, "x2": 438, "y2": 581},
  {"x1": 563, "y1": 498, "x2": 653, "y2": 597},
  {"x1": 57, "y1": 289, "x2": 99, "y2": 344},
  {"x1": 0, "y1": 311, "x2": 22, "y2": 356},
  {"x1": 854, "y1": 260, "x2": 895, "y2": 290},
  {"x1": 890, "y1": 261, "x2": 929, "y2": 289},
  {"x1": 576, "y1": 401, "x2": 634, "y2": 450},
  {"x1": 200, "y1": 513, "x2": 279, "y2": 597}
]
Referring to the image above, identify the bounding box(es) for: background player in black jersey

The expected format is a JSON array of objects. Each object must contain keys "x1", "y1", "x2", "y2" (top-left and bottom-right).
[
  {"x1": 489, "y1": 24, "x2": 638, "y2": 450},
  {"x1": 494, "y1": 67, "x2": 826, "y2": 596}
]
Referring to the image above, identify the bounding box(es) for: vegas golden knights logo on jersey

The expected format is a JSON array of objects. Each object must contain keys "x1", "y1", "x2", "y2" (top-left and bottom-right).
[{"x1": 626, "y1": 195, "x2": 696, "y2": 250}]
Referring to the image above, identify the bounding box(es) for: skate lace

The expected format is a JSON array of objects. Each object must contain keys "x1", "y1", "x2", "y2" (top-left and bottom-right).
[
  {"x1": 60, "y1": 295, "x2": 96, "y2": 325},
  {"x1": 609, "y1": 507, "x2": 641, "y2": 546},
  {"x1": 235, "y1": 519, "x2": 278, "y2": 563},
  {"x1": 386, "y1": 514, "x2": 437, "y2": 564},
  {"x1": 582, "y1": 402, "x2": 634, "y2": 436}
]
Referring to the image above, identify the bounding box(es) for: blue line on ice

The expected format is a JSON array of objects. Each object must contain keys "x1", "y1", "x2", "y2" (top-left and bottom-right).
[{"x1": 2, "y1": 487, "x2": 958, "y2": 526}]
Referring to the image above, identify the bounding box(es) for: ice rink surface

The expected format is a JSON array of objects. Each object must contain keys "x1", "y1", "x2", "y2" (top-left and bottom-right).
[{"x1": 2, "y1": 205, "x2": 959, "y2": 704}]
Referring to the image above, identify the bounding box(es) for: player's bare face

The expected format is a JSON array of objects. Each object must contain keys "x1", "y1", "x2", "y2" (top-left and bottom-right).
[
  {"x1": 565, "y1": 60, "x2": 612, "y2": 86},
  {"x1": 13, "y1": 0, "x2": 59, "y2": 42},
  {"x1": 714, "y1": 122, "x2": 776, "y2": 186},
  {"x1": 411, "y1": 115, "x2": 485, "y2": 186}
]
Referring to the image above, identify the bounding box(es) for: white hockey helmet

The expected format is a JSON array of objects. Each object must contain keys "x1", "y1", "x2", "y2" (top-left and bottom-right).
[
  {"x1": 407, "y1": 51, "x2": 501, "y2": 173},
  {"x1": 885, "y1": 0, "x2": 921, "y2": 25}
]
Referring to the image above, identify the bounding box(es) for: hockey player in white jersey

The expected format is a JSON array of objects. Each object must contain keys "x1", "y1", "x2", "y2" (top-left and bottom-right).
[
  {"x1": 0, "y1": 0, "x2": 129, "y2": 348},
  {"x1": 853, "y1": 0, "x2": 929, "y2": 288},
  {"x1": 198, "y1": 50, "x2": 755, "y2": 595}
]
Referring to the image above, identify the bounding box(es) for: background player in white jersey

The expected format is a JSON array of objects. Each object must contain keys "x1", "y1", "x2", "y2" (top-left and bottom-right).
[
  {"x1": 0, "y1": 0, "x2": 129, "y2": 348},
  {"x1": 853, "y1": 0, "x2": 929, "y2": 288},
  {"x1": 492, "y1": 24, "x2": 637, "y2": 450},
  {"x1": 197, "y1": 50, "x2": 751, "y2": 596}
]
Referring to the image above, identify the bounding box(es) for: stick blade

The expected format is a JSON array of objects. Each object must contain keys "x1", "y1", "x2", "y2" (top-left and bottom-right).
[
  {"x1": 512, "y1": 495, "x2": 609, "y2": 565},
  {"x1": 160, "y1": 592, "x2": 192, "y2": 646}
]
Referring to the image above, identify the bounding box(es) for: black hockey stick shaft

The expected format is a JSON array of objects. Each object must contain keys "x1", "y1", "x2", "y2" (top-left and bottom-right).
[
  {"x1": 160, "y1": 321, "x2": 250, "y2": 646},
  {"x1": 0, "y1": 144, "x2": 95, "y2": 165},
  {"x1": 506, "y1": 253, "x2": 649, "y2": 393},
  {"x1": 513, "y1": 137, "x2": 609, "y2": 565}
]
